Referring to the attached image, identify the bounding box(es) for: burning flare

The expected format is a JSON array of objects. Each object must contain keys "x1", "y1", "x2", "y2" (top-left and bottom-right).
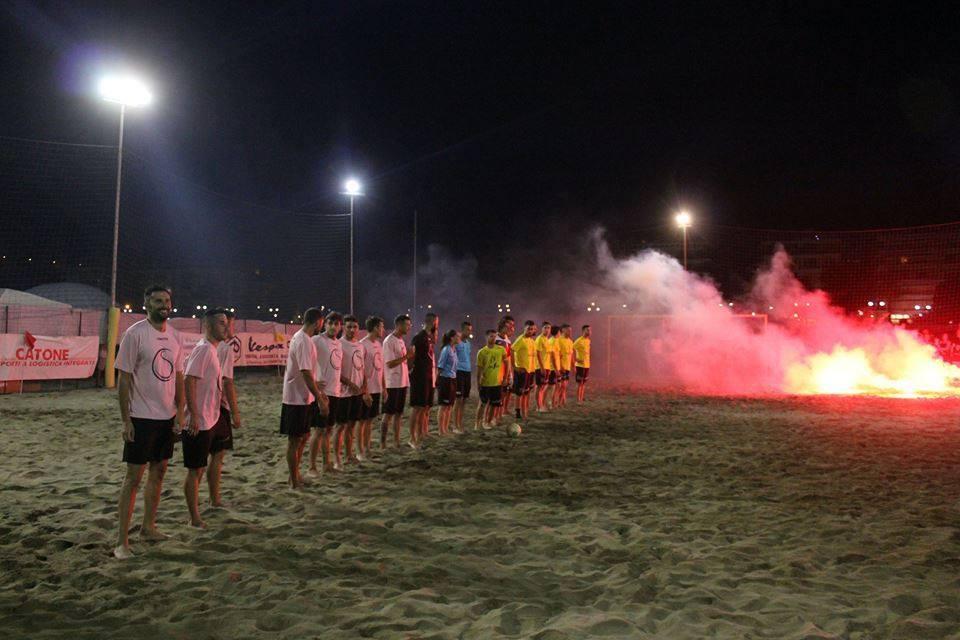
[{"x1": 597, "y1": 239, "x2": 960, "y2": 397}]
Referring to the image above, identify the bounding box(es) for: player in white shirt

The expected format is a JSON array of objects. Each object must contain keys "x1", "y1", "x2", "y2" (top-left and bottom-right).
[
  {"x1": 380, "y1": 314, "x2": 412, "y2": 449},
  {"x1": 181, "y1": 309, "x2": 229, "y2": 529},
  {"x1": 309, "y1": 312, "x2": 343, "y2": 475},
  {"x1": 209, "y1": 310, "x2": 242, "y2": 507},
  {"x1": 357, "y1": 316, "x2": 386, "y2": 460},
  {"x1": 114, "y1": 285, "x2": 185, "y2": 560},
  {"x1": 338, "y1": 315, "x2": 369, "y2": 466},
  {"x1": 280, "y1": 308, "x2": 327, "y2": 490}
]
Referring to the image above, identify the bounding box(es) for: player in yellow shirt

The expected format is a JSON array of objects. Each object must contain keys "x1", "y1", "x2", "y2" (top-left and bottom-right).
[
  {"x1": 475, "y1": 329, "x2": 507, "y2": 429},
  {"x1": 556, "y1": 324, "x2": 575, "y2": 407},
  {"x1": 510, "y1": 320, "x2": 537, "y2": 421},
  {"x1": 573, "y1": 325, "x2": 592, "y2": 403},
  {"x1": 534, "y1": 322, "x2": 553, "y2": 413},
  {"x1": 548, "y1": 326, "x2": 562, "y2": 410}
]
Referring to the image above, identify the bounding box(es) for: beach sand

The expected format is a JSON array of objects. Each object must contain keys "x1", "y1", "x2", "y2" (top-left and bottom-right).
[{"x1": 2, "y1": 377, "x2": 960, "y2": 639}]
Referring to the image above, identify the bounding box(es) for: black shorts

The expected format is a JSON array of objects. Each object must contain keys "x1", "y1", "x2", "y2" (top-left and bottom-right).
[
  {"x1": 182, "y1": 429, "x2": 214, "y2": 469},
  {"x1": 575, "y1": 366, "x2": 590, "y2": 382},
  {"x1": 410, "y1": 376, "x2": 434, "y2": 407},
  {"x1": 536, "y1": 370, "x2": 550, "y2": 386},
  {"x1": 336, "y1": 395, "x2": 362, "y2": 424},
  {"x1": 456, "y1": 370, "x2": 472, "y2": 398},
  {"x1": 558, "y1": 369, "x2": 570, "y2": 382},
  {"x1": 122, "y1": 416, "x2": 176, "y2": 465},
  {"x1": 548, "y1": 370, "x2": 557, "y2": 385},
  {"x1": 279, "y1": 403, "x2": 312, "y2": 438},
  {"x1": 360, "y1": 392, "x2": 381, "y2": 420},
  {"x1": 312, "y1": 395, "x2": 336, "y2": 430},
  {"x1": 210, "y1": 407, "x2": 233, "y2": 453},
  {"x1": 437, "y1": 376, "x2": 457, "y2": 405},
  {"x1": 384, "y1": 387, "x2": 407, "y2": 414},
  {"x1": 479, "y1": 385, "x2": 503, "y2": 406},
  {"x1": 513, "y1": 370, "x2": 531, "y2": 395}
]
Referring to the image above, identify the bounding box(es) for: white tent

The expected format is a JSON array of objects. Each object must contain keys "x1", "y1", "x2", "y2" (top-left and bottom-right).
[{"x1": 0, "y1": 288, "x2": 71, "y2": 308}]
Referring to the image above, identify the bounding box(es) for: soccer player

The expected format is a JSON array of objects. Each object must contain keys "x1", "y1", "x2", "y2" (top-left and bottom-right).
[
  {"x1": 280, "y1": 308, "x2": 326, "y2": 490},
  {"x1": 436, "y1": 329, "x2": 460, "y2": 435},
  {"x1": 493, "y1": 316, "x2": 515, "y2": 423},
  {"x1": 549, "y1": 325, "x2": 562, "y2": 409},
  {"x1": 209, "y1": 310, "x2": 242, "y2": 508},
  {"x1": 574, "y1": 324, "x2": 592, "y2": 403},
  {"x1": 381, "y1": 314, "x2": 412, "y2": 448},
  {"x1": 511, "y1": 320, "x2": 538, "y2": 421},
  {"x1": 534, "y1": 321, "x2": 553, "y2": 412},
  {"x1": 557, "y1": 324, "x2": 575, "y2": 407},
  {"x1": 310, "y1": 312, "x2": 343, "y2": 474},
  {"x1": 358, "y1": 316, "x2": 385, "y2": 459},
  {"x1": 181, "y1": 309, "x2": 229, "y2": 529},
  {"x1": 339, "y1": 315, "x2": 368, "y2": 465},
  {"x1": 476, "y1": 330, "x2": 507, "y2": 428},
  {"x1": 408, "y1": 312, "x2": 438, "y2": 447},
  {"x1": 453, "y1": 320, "x2": 473, "y2": 433},
  {"x1": 114, "y1": 285, "x2": 185, "y2": 560}
]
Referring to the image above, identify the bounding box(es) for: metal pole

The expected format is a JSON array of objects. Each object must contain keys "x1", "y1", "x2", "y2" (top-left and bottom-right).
[
  {"x1": 349, "y1": 194, "x2": 354, "y2": 315},
  {"x1": 413, "y1": 208, "x2": 418, "y2": 313},
  {"x1": 110, "y1": 104, "x2": 126, "y2": 308},
  {"x1": 682, "y1": 226, "x2": 688, "y2": 270}
]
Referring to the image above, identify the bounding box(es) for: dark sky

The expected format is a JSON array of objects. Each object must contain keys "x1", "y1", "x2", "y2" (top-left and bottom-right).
[{"x1": 3, "y1": 1, "x2": 960, "y2": 312}]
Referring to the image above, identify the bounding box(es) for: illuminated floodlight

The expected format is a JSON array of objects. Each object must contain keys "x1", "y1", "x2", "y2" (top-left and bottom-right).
[
  {"x1": 99, "y1": 75, "x2": 152, "y2": 107},
  {"x1": 914, "y1": 305, "x2": 921, "y2": 310},
  {"x1": 868, "y1": 301, "x2": 875, "y2": 307},
  {"x1": 925, "y1": 305, "x2": 932, "y2": 310},
  {"x1": 675, "y1": 211, "x2": 692, "y2": 228},
  {"x1": 878, "y1": 301, "x2": 886, "y2": 307},
  {"x1": 343, "y1": 178, "x2": 363, "y2": 197}
]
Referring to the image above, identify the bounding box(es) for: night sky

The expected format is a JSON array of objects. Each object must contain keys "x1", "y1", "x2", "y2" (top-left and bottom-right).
[{"x1": 3, "y1": 2, "x2": 960, "y2": 313}]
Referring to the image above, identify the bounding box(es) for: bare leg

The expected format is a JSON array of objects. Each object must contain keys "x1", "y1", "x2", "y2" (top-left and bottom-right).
[
  {"x1": 476, "y1": 401, "x2": 486, "y2": 428},
  {"x1": 333, "y1": 425, "x2": 346, "y2": 468},
  {"x1": 308, "y1": 428, "x2": 323, "y2": 472},
  {"x1": 184, "y1": 468, "x2": 206, "y2": 528},
  {"x1": 420, "y1": 408, "x2": 430, "y2": 439},
  {"x1": 115, "y1": 463, "x2": 146, "y2": 558},
  {"x1": 380, "y1": 415, "x2": 390, "y2": 449},
  {"x1": 485, "y1": 403, "x2": 497, "y2": 426},
  {"x1": 321, "y1": 428, "x2": 332, "y2": 470},
  {"x1": 392, "y1": 414, "x2": 402, "y2": 446},
  {"x1": 207, "y1": 450, "x2": 226, "y2": 507},
  {"x1": 345, "y1": 421, "x2": 359, "y2": 463},
  {"x1": 286, "y1": 436, "x2": 301, "y2": 488},
  {"x1": 141, "y1": 460, "x2": 168, "y2": 540},
  {"x1": 453, "y1": 399, "x2": 464, "y2": 431},
  {"x1": 408, "y1": 408, "x2": 421, "y2": 446}
]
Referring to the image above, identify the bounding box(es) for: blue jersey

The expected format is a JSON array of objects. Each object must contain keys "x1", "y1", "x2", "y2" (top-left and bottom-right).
[
  {"x1": 454, "y1": 340, "x2": 472, "y2": 372},
  {"x1": 437, "y1": 345, "x2": 458, "y2": 378}
]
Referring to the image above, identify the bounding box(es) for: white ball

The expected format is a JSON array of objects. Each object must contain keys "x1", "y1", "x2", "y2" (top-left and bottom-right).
[{"x1": 507, "y1": 423, "x2": 522, "y2": 437}]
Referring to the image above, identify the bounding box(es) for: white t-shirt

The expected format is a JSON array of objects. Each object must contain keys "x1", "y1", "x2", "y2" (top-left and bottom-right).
[
  {"x1": 282, "y1": 329, "x2": 317, "y2": 405},
  {"x1": 382, "y1": 332, "x2": 409, "y2": 389},
  {"x1": 184, "y1": 338, "x2": 223, "y2": 431},
  {"x1": 360, "y1": 336, "x2": 384, "y2": 394},
  {"x1": 217, "y1": 338, "x2": 238, "y2": 409},
  {"x1": 340, "y1": 336, "x2": 365, "y2": 395},
  {"x1": 312, "y1": 333, "x2": 342, "y2": 397},
  {"x1": 116, "y1": 319, "x2": 184, "y2": 420}
]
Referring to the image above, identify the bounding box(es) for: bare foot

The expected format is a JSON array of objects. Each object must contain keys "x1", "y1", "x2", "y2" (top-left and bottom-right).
[
  {"x1": 210, "y1": 499, "x2": 224, "y2": 508},
  {"x1": 140, "y1": 528, "x2": 170, "y2": 542},
  {"x1": 307, "y1": 468, "x2": 321, "y2": 478},
  {"x1": 189, "y1": 519, "x2": 207, "y2": 529},
  {"x1": 113, "y1": 544, "x2": 133, "y2": 560}
]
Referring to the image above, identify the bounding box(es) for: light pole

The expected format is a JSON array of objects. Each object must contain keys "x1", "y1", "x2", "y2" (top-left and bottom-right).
[
  {"x1": 675, "y1": 210, "x2": 692, "y2": 270},
  {"x1": 342, "y1": 178, "x2": 363, "y2": 315},
  {"x1": 99, "y1": 75, "x2": 152, "y2": 307}
]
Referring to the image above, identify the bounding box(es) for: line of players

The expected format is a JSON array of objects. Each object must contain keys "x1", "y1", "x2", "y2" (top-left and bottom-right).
[
  {"x1": 112, "y1": 285, "x2": 591, "y2": 559},
  {"x1": 279, "y1": 310, "x2": 592, "y2": 490}
]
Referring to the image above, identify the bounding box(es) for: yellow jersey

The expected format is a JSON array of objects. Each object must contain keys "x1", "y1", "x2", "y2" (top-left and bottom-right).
[
  {"x1": 548, "y1": 336, "x2": 561, "y2": 370},
  {"x1": 558, "y1": 336, "x2": 574, "y2": 371},
  {"x1": 535, "y1": 334, "x2": 553, "y2": 371},
  {"x1": 573, "y1": 336, "x2": 590, "y2": 368},
  {"x1": 512, "y1": 335, "x2": 536, "y2": 371},
  {"x1": 476, "y1": 345, "x2": 506, "y2": 387}
]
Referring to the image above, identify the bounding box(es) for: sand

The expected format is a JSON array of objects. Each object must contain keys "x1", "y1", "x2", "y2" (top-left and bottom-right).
[{"x1": 1, "y1": 377, "x2": 960, "y2": 639}]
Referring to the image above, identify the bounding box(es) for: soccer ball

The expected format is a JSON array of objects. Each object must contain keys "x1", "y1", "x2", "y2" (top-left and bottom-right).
[{"x1": 507, "y1": 423, "x2": 522, "y2": 437}]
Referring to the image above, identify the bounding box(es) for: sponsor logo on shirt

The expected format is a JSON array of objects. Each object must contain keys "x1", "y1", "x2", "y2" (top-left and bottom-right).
[
  {"x1": 352, "y1": 348, "x2": 364, "y2": 372},
  {"x1": 152, "y1": 348, "x2": 175, "y2": 382}
]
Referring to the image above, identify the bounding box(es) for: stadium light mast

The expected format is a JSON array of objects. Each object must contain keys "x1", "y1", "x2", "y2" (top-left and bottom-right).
[
  {"x1": 99, "y1": 75, "x2": 152, "y2": 307},
  {"x1": 675, "y1": 210, "x2": 693, "y2": 270},
  {"x1": 342, "y1": 178, "x2": 363, "y2": 315}
]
